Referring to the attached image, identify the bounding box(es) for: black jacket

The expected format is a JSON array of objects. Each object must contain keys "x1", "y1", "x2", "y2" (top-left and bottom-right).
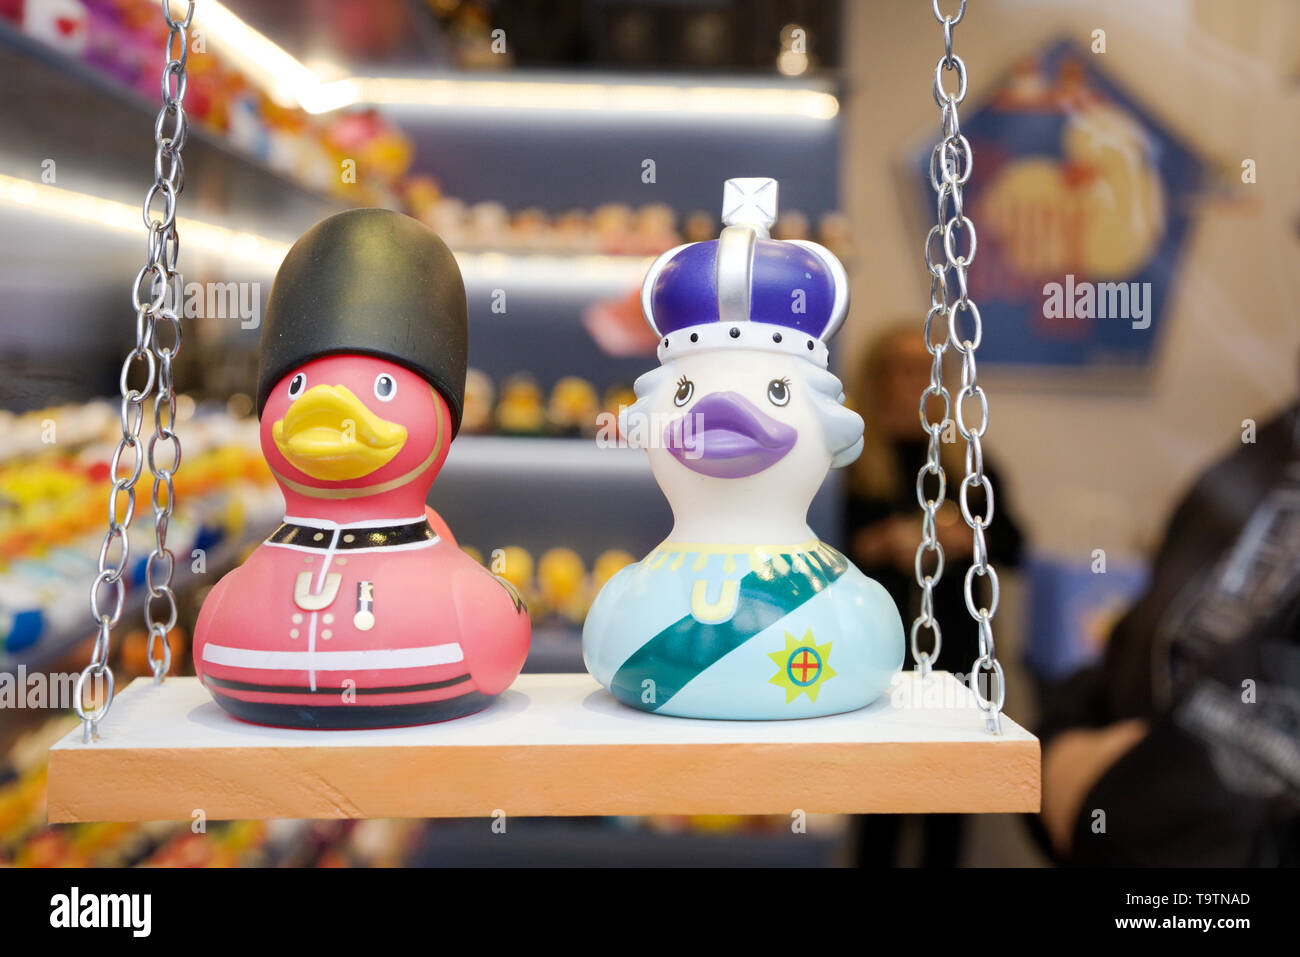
[{"x1": 1039, "y1": 405, "x2": 1300, "y2": 866}]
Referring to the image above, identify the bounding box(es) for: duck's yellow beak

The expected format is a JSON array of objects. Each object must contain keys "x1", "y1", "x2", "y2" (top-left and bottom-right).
[{"x1": 271, "y1": 384, "x2": 407, "y2": 482}]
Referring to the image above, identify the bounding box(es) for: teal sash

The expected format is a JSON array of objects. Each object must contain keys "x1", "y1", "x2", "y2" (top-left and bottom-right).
[{"x1": 609, "y1": 543, "x2": 849, "y2": 711}]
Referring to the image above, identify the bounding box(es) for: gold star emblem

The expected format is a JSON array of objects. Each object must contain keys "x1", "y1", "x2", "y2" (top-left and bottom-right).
[{"x1": 768, "y1": 630, "x2": 836, "y2": 703}]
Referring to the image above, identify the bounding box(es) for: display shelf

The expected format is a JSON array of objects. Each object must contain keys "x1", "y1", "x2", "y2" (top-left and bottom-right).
[
  {"x1": 0, "y1": 19, "x2": 340, "y2": 220},
  {"x1": 47, "y1": 671, "x2": 1039, "y2": 823}
]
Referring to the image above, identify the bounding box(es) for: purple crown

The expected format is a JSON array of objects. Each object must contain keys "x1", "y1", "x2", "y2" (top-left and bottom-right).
[{"x1": 641, "y1": 178, "x2": 849, "y2": 368}]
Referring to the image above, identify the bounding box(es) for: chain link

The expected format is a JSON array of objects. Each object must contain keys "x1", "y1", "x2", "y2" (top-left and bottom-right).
[
  {"x1": 915, "y1": 1, "x2": 1006, "y2": 733},
  {"x1": 77, "y1": 0, "x2": 191, "y2": 741}
]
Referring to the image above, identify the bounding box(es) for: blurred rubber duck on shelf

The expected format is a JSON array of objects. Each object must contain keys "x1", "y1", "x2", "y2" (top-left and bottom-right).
[
  {"x1": 535, "y1": 547, "x2": 588, "y2": 625},
  {"x1": 583, "y1": 178, "x2": 904, "y2": 719},
  {"x1": 592, "y1": 549, "x2": 636, "y2": 593},
  {"x1": 601, "y1": 385, "x2": 639, "y2": 442},
  {"x1": 591, "y1": 203, "x2": 635, "y2": 254},
  {"x1": 193, "y1": 209, "x2": 530, "y2": 729},
  {"x1": 467, "y1": 201, "x2": 510, "y2": 250},
  {"x1": 509, "y1": 207, "x2": 550, "y2": 252},
  {"x1": 18, "y1": 0, "x2": 88, "y2": 56},
  {"x1": 631, "y1": 203, "x2": 681, "y2": 255},
  {"x1": 546, "y1": 376, "x2": 600, "y2": 437},
  {"x1": 423, "y1": 196, "x2": 467, "y2": 249},
  {"x1": 322, "y1": 110, "x2": 413, "y2": 204},
  {"x1": 460, "y1": 368, "x2": 496, "y2": 435},
  {"x1": 403, "y1": 174, "x2": 444, "y2": 224},
  {"x1": 682, "y1": 210, "x2": 716, "y2": 243},
  {"x1": 495, "y1": 374, "x2": 546, "y2": 436},
  {"x1": 818, "y1": 211, "x2": 854, "y2": 264},
  {"x1": 773, "y1": 209, "x2": 811, "y2": 241},
  {"x1": 553, "y1": 208, "x2": 597, "y2": 253}
]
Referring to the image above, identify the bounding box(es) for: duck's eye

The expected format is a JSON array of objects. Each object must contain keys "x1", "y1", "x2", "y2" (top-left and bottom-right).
[
  {"x1": 767, "y1": 378, "x2": 791, "y2": 407},
  {"x1": 673, "y1": 377, "x2": 694, "y2": 407},
  {"x1": 373, "y1": 374, "x2": 397, "y2": 402},
  {"x1": 287, "y1": 373, "x2": 306, "y2": 399}
]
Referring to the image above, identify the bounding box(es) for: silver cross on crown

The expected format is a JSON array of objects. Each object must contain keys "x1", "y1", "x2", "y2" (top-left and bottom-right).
[{"x1": 721, "y1": 177, "x2": 778, "y2": 239}]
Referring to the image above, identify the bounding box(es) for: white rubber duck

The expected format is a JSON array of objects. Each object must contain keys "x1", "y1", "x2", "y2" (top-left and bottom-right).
[{"x1": 583, "y1": 178, "x2": 904, "y2": 719}]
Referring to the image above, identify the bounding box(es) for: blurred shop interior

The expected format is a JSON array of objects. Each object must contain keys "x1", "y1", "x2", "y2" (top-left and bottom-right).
[{"x1": 1, "y1": 0, "x2": 1298, "y2": 866}]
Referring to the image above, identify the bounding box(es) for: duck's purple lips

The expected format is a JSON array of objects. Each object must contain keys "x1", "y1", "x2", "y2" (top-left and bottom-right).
[{"x1": 664, "y1": 391, "x2": 797, "y2": 478}]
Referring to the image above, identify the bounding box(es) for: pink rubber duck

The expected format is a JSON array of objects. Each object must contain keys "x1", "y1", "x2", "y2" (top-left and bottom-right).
[{"x1": 194, "y1": 209, "x2": 530, "y2": 728}]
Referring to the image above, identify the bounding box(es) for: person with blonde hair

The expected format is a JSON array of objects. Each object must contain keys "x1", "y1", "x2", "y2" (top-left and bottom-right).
[{"x1": 844, "y1": 323, "x2": 1024, "y2": 867}]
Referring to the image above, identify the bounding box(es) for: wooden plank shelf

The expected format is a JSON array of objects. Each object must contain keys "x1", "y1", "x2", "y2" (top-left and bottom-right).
[{"x1": 47, "y1": 672, "x2": 1040, "y2": 823}]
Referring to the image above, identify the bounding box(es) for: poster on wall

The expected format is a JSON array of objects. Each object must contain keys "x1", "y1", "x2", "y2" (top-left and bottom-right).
[{"x1": 912, "y1": 39, "x2": 1205, "y2": 370}]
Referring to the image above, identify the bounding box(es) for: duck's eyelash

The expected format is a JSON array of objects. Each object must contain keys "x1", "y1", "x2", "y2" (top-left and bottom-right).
[
  {"x1": 779, "y1": 377, "x2": 791, "y2": 386},
  {"x1": 677, "y1": 376, "x2": 690, "y2": 388}
]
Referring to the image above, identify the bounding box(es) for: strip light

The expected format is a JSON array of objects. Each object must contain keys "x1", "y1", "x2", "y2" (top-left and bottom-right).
[
  {"x1": 0, "y1": 174, "x2": 650, "y2": 287},
  {"x1": 299, "y1": 76, "x2": 839, "y2": 119},
  {"x1": 196, "y1": 3, "x2": 838, "y2": 121},
  {"x1": 0, "y1": 173, "x2": 291, "y2": 266},
  {"x1": 198, "y1": 2, "x2": 324, "y2": 110}
]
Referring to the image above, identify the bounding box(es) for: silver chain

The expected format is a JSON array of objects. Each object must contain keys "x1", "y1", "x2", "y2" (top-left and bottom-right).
[
  {"x1": 76, "y1": 0, "x2": 192, "y2": 742},
  {"x1": 910, "y1": 1, "x2": 963, "y2": 681},
  {"x1": 914, "y1": 0, "x2": 1006, "y2": 734}
]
